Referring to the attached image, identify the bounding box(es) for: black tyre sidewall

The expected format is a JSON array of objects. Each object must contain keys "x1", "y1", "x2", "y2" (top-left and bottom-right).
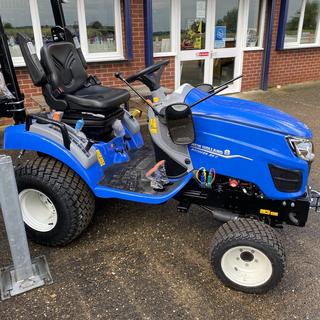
[
  {"x1": 17, "y1": 176, "x2": 75, "y2": 244},
  {"x1": 211, "y1": 239, "x2": 284, "y2": 294}
]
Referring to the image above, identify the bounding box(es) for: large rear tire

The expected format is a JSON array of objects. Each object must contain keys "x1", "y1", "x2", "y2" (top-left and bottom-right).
[
  {"x1": 15, "y1": 156, "x2": 95, "y2": 246},
  {"x1": 210, "y1": 218, "x2": 286, "y2": 294}
]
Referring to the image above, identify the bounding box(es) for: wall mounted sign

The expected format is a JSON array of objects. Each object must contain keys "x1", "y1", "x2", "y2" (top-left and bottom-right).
[
  {"x1": 196, "y1": 1, "x2": 206, "y2": 19},
  {"x1": 215, "y1": 26, "x2": 226, "y2": 49},
  {"x1": 196, "y1": 51, "x2": 209, "y2": 57}
]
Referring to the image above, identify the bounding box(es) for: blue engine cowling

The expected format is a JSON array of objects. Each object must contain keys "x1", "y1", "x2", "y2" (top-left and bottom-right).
[{"x1": 185, "y1": 88, "x2": 312, "y2": 200}]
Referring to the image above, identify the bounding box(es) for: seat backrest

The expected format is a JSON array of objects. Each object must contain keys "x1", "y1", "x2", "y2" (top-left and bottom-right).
[{"x1": 40, "y1": 41, "x2": 87, "y2": 94}]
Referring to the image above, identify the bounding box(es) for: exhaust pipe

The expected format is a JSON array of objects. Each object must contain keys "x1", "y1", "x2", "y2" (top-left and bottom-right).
[{"x1": 200, "y1": 205, "x2": 239, "y2": 222}]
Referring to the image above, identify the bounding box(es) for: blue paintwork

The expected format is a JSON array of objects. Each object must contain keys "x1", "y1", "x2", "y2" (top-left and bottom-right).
[
  {"x1": 3, "y1": 85, "x2": 313, "y2": 203},
  {"x1": 94, "y1": 172, "x2": 193, "y2": 204},
  {"x1": 3, "y1": 124, "x2": 192, "y2": 204},
  {"x1": 185, "y1": 88, "x2": 312, "y2": 138},
  {"x1": 185, "y1": 88, "x2": 312, "y2": 199},
  {"x1": 3, "y1": 125, "x2": 105, "y2": 187}
]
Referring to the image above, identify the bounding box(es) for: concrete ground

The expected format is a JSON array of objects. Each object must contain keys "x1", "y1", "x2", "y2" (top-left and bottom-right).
[{"x1": 1, "y1": 82, "x2": 320, "y2": 319}]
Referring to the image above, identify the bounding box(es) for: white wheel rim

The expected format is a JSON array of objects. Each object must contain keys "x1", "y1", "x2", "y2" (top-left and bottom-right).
[
  {"x1": 19, "y1": 189, "x2": 58, "y2": 232},
  {"x1": 221, "y1": 246, "x2": 273, "y2": 287}
]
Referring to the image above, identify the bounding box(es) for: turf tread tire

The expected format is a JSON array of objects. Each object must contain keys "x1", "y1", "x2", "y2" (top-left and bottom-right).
[
  {"x1": 15, "y1": 156, "x2": 95, "y2": 246},
  {"x1": 210, "y1": 218, "x2": 286, "y2": 294}
]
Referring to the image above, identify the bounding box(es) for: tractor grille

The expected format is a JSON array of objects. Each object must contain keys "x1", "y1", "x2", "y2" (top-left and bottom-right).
[{"x1": 269, "y1": 164, "x2": 302, "y2": 193}]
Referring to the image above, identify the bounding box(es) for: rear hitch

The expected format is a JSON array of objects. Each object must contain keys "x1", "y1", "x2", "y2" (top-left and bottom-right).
[{"x1": 310, "y1": 189, "x2": 320, "y2": 213}]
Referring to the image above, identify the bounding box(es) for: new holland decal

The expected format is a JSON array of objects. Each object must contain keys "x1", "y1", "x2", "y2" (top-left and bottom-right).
[{"x1": 190, "y1": 143, "x2": 253, "y2": 161}]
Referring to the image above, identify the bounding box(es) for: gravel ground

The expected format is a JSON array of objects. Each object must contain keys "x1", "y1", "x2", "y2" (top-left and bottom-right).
[{"x1": 1, "y1": 82, "x2": 320, "y2": 319}]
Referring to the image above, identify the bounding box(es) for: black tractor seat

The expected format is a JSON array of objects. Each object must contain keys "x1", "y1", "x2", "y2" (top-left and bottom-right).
[
  {"x1": 64, "y1": 85, "x2": 130, "y2": 113},
  {"x1": 17, "y1": 30, "x2": 130, "y2": 141}
]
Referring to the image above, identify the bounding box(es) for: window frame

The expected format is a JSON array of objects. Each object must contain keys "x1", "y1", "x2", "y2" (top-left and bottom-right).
[
  {"x1": 153, "y1": 0, "x2": 267, "y2": 57},
  {"x1": 242, "y1": 0, "x2": 267, "y2": 51},
  {"x1": 77, "y1": 0, "x2": 124, "y2": 62},
  {"x1": 153, "y1": 0, "x2": 178, "y2": 57},
  {"x1": 10, "y1": 0, "x2": 124, "y2": 67},
  {"x1": 278, "y1": 0, "x2": 320, "y2": 50},
  {"x1": 9, "y1": 0, "x2": 41, "y2": 67}
]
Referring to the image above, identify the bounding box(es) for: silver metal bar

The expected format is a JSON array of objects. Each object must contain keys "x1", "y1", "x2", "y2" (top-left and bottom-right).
[
  {"x1": 0, "y1": 155, "x2": 33, "y2": 281},
  {"x1": 0, "y1": 155, "x2": 53, "y2": 300}
]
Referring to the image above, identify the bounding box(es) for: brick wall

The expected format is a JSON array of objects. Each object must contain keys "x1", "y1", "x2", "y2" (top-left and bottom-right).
[
  {"x1": 234, "y1": 0, "x2": 320, "y2": 91},
  {"x1": 268, "y1": 0, "x2": 320, "y2": 87},
  {"x1": 241, "y1": 50, "x2": 264, "y2": 91},
  {"x1": 3, "y1": 0, "x2": 320, "y2": 127},
  {"x1": 0, "y1": 0, "x2": 145, "y2": 126},
  {"x1": 0, "y1": 0, "x2": 177, "y2": 128}
]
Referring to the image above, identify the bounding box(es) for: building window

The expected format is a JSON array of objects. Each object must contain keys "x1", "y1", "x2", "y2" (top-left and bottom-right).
[
  {"x1": 246, "y1": 0, "x2": 265, "y2": 47},
  {"x1": 181, "y1": 0, "x2": 207, "y2": 51},
  {"x1": 79, "y1": 0, "x2": 123, "y2": 61},
  {"x1": 38, "y1": 0, "x2": 79, "y2": 42},
  {"x1": 284, "y1": 0, "x2": 320, "y2": 47},
  {"x1": 215, "y1": 0, "x2": 239, "y2": 49},
  {"x1": 0, "y1": 0, "x2": 124, "y2": 67},
  {"x1": 84, "y1": 0, "x2": 117, "y2": 54},
  {"x1": 0, "y1": 0, "x2": 35, "y2": 63},
  {"x1": 153, "y1": 0, "x2": 172, "y2": 53}
]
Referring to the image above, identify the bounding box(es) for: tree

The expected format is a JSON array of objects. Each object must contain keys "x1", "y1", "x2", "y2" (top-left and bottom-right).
[
  {"x1": 286, "y1": 2, "x2": 319, "y2": 31},
  {"x1": 303, "y1": 2, "x2": 319, "y2": 29},
  {"x1": 90, "y1": 21, "x2": 103, "y2": 29},
  {"x1": 216, "y1": 8, "x2": 238, "y2": 33},
  {"x1": 4, "y1": 22, "x2": 13, "y2": 29}
]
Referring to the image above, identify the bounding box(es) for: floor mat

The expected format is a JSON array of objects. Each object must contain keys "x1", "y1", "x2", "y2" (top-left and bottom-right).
[{"x1": 99, "y1": 146, "x2": 177, "y2": 194}]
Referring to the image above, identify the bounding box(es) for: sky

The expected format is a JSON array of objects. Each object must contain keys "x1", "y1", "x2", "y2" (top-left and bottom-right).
[
  {"x1": 0, "y1": 0, "x2": 114, "y2": 27},
  {"x1": 0, "y1": 0, "x2": 259, "y2": 31}
]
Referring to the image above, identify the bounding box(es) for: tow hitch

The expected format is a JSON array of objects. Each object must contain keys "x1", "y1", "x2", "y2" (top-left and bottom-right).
[{"x1": 310, "y1": 189, "x2": 320, "y2": 213}]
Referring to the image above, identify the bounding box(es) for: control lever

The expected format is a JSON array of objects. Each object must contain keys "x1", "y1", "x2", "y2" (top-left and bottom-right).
[{"x1": 114, "y1": 72, "x2": 162, "y2": 117}]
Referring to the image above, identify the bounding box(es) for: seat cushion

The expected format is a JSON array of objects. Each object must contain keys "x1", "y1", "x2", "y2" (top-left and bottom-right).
[{"x1": 64, "y1": 85, "x2": 130, "y2": 113}]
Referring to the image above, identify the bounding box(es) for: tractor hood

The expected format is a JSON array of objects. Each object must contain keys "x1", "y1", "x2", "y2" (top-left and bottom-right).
[{"x1": 185, "y1": 89, "x2": 312, "y2": 139}]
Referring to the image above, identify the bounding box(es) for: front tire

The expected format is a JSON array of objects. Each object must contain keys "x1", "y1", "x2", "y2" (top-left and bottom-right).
[
  {"x1": 210, "y1": 218, "x2": 286, "y2": 294},
  {"x1": 15, "y1": 156, "x2": 95, "y2": 246}
]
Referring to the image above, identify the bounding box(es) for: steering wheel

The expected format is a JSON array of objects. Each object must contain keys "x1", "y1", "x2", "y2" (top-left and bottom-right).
[{"x1": 126, "y1": 60, "x2": 169, "y2": 91}]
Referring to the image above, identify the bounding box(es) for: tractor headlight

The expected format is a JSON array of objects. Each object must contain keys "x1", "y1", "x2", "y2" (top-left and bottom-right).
[{"x1": 287, "y1": 136, "x2": 315, "y2": 162}]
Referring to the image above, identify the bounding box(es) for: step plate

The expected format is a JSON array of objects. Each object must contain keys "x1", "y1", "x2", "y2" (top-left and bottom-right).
[{"x1": 99, "y1": 146, "x2": 177, "y2": 194}]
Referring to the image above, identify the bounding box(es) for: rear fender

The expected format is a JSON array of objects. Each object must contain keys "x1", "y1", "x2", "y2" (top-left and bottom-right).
[{"x1": 3, "y1": 124, "x2": 103, "y2": 189}]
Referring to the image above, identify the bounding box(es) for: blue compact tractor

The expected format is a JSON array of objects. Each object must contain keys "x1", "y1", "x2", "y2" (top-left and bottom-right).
[{"x1": 0, "y1": 12, "x2": 319, "y2": 293}]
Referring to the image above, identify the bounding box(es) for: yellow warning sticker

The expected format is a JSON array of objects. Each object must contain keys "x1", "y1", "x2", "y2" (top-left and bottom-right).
[
  {"x1": 150, "y1": 118, "x2": 158, "y2": 134},
  {"x1": 259, "y1": 209, "x2": 279, "y2": 217},
  {"x1": 96, "y1": 150, "x2": 106, "y2": 167}
]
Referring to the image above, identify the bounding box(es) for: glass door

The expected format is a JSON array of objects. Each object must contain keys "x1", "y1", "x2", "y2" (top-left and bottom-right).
[
  {"x1": 178, "y1": 0, "x2": 210, "y2": 87},
  {"x1": 209, "y1": 0, "x2": 243, "y2": 93},
  {"x1": 177, "y1": 0, "x2": 243, "y2": 93}
]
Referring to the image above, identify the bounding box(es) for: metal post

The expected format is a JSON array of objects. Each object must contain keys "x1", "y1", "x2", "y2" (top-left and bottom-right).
[{"x1": 0, "y1": 155, "x2": 52, "y2": 300}]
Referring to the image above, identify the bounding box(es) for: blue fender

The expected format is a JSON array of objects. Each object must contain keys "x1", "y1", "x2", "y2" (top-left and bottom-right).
[
  {"x1": 3, "y1": 124, "x2": 104, "y2": 189},
  {"x1": 3, "y1": 124, "x2": 192, "y2": 204}
]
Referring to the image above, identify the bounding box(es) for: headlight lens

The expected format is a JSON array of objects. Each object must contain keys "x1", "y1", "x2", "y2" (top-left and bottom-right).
[{"x1": 287, "y1": 136, "x2": 315, "y2": 162}]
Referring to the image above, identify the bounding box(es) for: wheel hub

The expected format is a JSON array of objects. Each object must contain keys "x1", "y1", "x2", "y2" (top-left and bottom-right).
[
  {"x1": 240, "y1": 251, "x2": 254, "y2": 262},
  {"x1": 19, "y1": 189, "x2": 58, "y2": 232},
  {"x1": 221, "y1": 245, "x2": 273, "y2": 287}
]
